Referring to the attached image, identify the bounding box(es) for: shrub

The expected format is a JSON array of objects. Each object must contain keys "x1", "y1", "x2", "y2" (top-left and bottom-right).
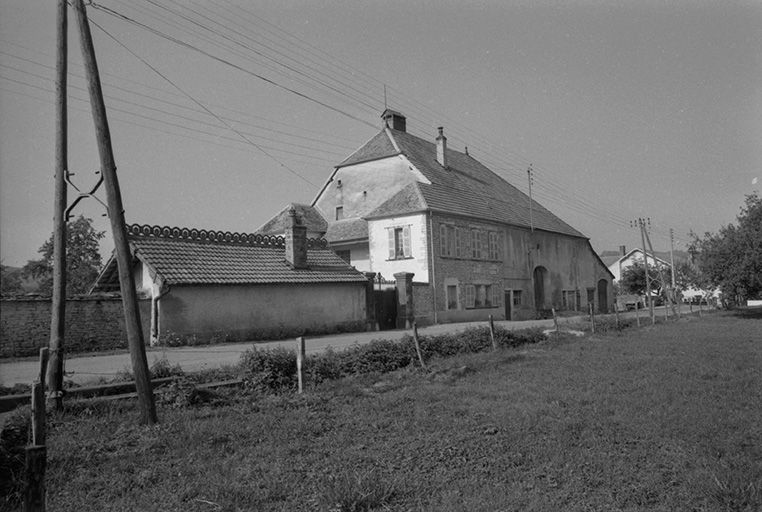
[
  {"x1": 0, "y1": 407, "x2": 30, "y2": 509},
  {"x1": 149, "y1": 356, "x2": 185, "y2": 379},
  {"x1": 157, "y1": 378, "x2": 200, "y2": 409},
  {"x1": 240, "y1": 347, "x2": 298, "y2": 392}
]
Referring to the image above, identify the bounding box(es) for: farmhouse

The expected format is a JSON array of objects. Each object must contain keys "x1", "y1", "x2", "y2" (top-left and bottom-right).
[
  {"x1": 260, "y1": 109, "x2": 614, "y2": 323},
  {"x1": 92, "y1": 211, "x2": 371, "y2": 345},
  {"x1": 601, "y1": 245, "x2": 671, "y2": 282}
]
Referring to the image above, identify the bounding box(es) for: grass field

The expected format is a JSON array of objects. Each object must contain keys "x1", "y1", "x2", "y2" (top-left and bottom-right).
[{"x1": 11, "y1": 309, "x2": 762, "y2": 511}]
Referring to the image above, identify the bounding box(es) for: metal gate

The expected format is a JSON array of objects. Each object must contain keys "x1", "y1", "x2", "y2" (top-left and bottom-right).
[{"x1": 374, "y1": 288, "x2": 398, "y2": 330}]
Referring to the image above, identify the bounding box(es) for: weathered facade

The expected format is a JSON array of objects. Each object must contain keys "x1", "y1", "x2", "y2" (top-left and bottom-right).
[
  {"x1": 92, "y1": 214, "x2": 370, "y2": 344},
  {"x1": 260, "y1": 110, "x2": 614, "y2": 323}
]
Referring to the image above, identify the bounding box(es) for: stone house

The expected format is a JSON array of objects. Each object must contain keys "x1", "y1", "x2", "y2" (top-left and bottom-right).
[
  {"x1": 260, "y1": 109, "x2": 614, "y2": 323},
  {"x1": 92, "y1": 211, "x2": 371, "y2": 344}
]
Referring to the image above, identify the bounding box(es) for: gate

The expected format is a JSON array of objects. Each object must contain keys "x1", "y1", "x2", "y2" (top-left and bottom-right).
[{"x1": 374, "y1": 288, "x2": 398, "y2": 330}]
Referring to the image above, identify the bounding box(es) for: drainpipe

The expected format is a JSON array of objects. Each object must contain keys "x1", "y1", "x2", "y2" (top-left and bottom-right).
[
  {"x1": 428, "y1": 211, "x2": 438, "y2": 324},
  {"x1": 150, "y1": 282, "x2": 171, "y2": 346}
]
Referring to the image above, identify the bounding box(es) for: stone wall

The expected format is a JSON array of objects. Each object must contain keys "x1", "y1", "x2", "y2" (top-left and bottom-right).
[{"x1": 0, "y1": 297, "x2": 151, "y2": 358}]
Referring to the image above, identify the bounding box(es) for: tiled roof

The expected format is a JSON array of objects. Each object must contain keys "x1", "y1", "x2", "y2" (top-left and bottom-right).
[
  {"x1": 338, "y1": 130, "x2": 400, "y2": 167},
  {"x1": 351, "y1": 128, "x2": 585, "y2": 238},
  {"x1": 92, "y1": 224, "x2": 368, "y2": 291},
  {"x1": 325, "y1": 218, "x2": 368, "y2": 243},
  {"x1": 256, "y1": 203, "x2": 327, "y2": 235}
]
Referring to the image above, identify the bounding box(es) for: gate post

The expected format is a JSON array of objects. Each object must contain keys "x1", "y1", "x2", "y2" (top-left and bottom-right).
[
  {"x1": 364, "y1": 272, "x2": 378, "y2": 331},
  {"x1": 394, "y1": 272, "x2": 415, "y2": 329}
]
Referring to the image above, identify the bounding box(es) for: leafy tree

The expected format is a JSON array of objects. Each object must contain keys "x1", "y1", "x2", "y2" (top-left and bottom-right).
[
  {"x1": 0, "y1": 264, "x2": 24, "y2": 296},
  {"x1": 620, "y1": 259, "x2": 669, "y2": 296},
  {"x1": 22, "y1": 215, "x2": 105, "y2": 296},
  {"x1": 689, "y1": 193, "x2": 762, "y2": 303}
]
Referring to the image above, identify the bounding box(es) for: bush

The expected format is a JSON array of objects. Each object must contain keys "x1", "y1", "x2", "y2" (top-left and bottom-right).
[
  {"x1": 0, "y1": 407, "x2": 30, "y2": 509},
  {"x1": 238, "y1": 327, "x2": 548, "y2": 394},
  {"x1": 157, "y1": 378, "x2": 200, "y2": 409}
]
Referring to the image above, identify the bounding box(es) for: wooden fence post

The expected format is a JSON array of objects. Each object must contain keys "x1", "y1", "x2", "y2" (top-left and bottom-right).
[
  {"x1": 488, "y1": 315, "x2": 497, "y2": 351},
  {"x1": 296, "y1": 336, "x2": 305, "y2": 394},
  {"x1": 412, "y1": 321, "x2": 427, "y2": 370},
  {"x1": 25, "y1": 348, "x2": 49, "y2": 512},
  {"x1": 635, "y1": 303, "x2": 641, "y2": 327},
  {"x1": 589, "y1": 304, "x2": 596, "y2": 334},
  {"x1": 551, "y1": 308, "x2": 559, "y2": 334},
  {"x1": 614, "y1": 307, "x2": 620, "y2": 330}
]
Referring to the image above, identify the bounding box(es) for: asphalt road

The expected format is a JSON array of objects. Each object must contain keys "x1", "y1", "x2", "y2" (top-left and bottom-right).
[{"x1": 0, "y1": 305, "x2": 698, "y2": 387}]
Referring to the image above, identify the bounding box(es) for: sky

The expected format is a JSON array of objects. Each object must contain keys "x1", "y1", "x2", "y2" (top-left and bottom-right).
[{"x1": 1, "y1": 0, "x2": 760, "y2": 268}]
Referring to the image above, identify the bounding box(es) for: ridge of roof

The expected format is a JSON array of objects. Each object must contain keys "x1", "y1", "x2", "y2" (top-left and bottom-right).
[
  {"x1": 336, "y1": 130, "x2": 400, "y2": 168},
  {"x1": 125, "y1": 223, "x2": 328, "y2": 249},
  {"x1": 256, "y1": 203, "x2": 327, "y2": 235}
]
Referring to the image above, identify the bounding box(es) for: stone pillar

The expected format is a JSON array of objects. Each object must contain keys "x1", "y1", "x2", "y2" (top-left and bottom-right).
[
  {"x1": 394, "y1": 272, "x2": 415, "y2": 329},
  {"x1": 364, "y1": 272, "x2": 378, "y2": 331}
]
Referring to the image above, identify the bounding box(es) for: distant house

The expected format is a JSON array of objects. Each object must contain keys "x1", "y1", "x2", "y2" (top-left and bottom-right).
[
  {"x1": 92, "y1": 211, "x2": 371, "y2": 345},
  {"x1": 601, "y1": 246, "x2": 670, "y2": 282},
  {"x1": 260, "y1": 109, "x2": 614, "y2": 322}
]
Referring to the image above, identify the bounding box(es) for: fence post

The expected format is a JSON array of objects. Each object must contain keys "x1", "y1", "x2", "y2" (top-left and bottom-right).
[
  {"x1": 411, "y1": 321, "x2": 427, "y2": 370},
  {"x1": 614, "y1": 307, "x2": 620, "y2": 330},
  {"x1": 25, "y1": 348, "x2": 49, "y2": 512},
  {"x1": 589, "y1": 304, "x2": 596, "y2": 334},
  {"x1": 635, "y1": 303, "x2": 641, "y2": 327},
  {"x1": 488, "y1": 315, "x2": 497, "y2": 351},
  {"x1": 295, "y1": 336, "x2": 305, "y2": 394},
  {"x1": 551, "y1": 308, "x2": 559, "y2": 334},
  {"x1": 698, "y1": 300, "x2": 702, "y2": 317}
]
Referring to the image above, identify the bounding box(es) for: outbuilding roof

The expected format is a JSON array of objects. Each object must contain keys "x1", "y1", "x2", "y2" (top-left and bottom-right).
[
  {"x1": 337, "y1": 127, "x2": 584, "y2": 238},
  {"x1": 91, "y1": 224, "x2": 369, "y2": 292}
]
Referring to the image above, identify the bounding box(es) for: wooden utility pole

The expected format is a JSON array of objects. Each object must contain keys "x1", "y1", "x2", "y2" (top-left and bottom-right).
[
  {"x1": 669, "y1": 228, "x2": 680, "y2": 317},
  {"x1": 637, "y1": 218, "x2": 655, "y2": 325},
  {"x1": 47, "y1": 0, "x2": 68, "y2": 411},
  {"x1": 72, "y1": 0, "x2": 157, "y2": 424}
]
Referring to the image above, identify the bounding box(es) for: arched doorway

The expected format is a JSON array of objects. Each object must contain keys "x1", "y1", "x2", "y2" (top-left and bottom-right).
[
  {"x1": 533, "y1": 266, "x2": 548, "y2": 312},
  {"x1": 597, "y1": 279, "x2": 608, "y2": 313}
]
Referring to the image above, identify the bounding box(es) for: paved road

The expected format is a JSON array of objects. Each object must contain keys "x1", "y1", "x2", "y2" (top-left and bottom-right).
[{"x1": 0, "y1": 305, "x2": 700, "y2": 387}]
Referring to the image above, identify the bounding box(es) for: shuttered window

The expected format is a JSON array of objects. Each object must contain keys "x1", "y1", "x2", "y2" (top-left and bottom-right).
[
  {"x1": 492, "y1": 285, "x2": 501, "y2": 307},
  {"x1": 465, "y1": 284, "x2": 476, "y2": 308},
  {"x1": 388, "y1": 225, "x2": 412, "y2": 259},
  {"x1": 454, "y1": 228, "x2": 462, "y2": 258}
]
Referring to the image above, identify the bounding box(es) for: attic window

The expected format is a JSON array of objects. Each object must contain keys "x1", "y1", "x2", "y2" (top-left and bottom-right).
[{"x1": 335, "y1": 206, "x2": 344, "y2": 220}]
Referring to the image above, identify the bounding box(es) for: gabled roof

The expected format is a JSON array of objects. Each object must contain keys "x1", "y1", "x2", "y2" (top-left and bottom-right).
[
  {"x1": 604, "y1": 248, "x2": 671, "y2": 269},
  {"x1": 324, "y1": 218, "x2": 368, "y2": 244},
  {"x1": 256, "y1": 203, "x2": 327, "y2": 236},
  {"x1": 339, "y1": 127, "x2": 584, "y2": 238},
  {"x1": 91, "y1": 224, "x2": 368, "y2": 292}
]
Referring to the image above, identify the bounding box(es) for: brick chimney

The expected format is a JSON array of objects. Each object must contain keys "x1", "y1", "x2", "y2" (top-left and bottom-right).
[
  {"x1": 436, "y1": 126, "x2": 447, "y2": 168},
  {"x1": 619, "y1": 245, "x2": 626, "y2": 256},
  {"x1": 285, "y1": 207, "x2": 308, "y2": 269},
  {"x1": 381, "y1": 109, "x2": 406, "y2": 132}
]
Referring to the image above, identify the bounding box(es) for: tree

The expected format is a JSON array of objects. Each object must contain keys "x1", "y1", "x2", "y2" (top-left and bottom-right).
[
  {"x1": 22, "y1": 215, "x2": 105, "y2": 296},
  {"x1": 620, "y1": 259, "x2": 669, "y2": 296},
  {"x1": 690, "y1": 193, "x2": 762, "y2": 303},
  {"x1": 0, "y1": 264, "x2": 24, "y2": 296}
]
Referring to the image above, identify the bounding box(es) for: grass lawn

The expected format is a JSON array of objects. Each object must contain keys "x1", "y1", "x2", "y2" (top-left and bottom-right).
[{"x1": 22, "y1": 310, "x2": 762, "y2": 510}]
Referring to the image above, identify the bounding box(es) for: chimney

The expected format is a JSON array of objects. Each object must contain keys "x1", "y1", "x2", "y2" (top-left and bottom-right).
[
  {"x1": 619, "y1": 245, "x2": 626, "y2": 256},
  {"x1": 436, "y1": 126, "x2": 447, "y2": 168},
  {"x1": 381, "y1": 109, "x2": 406, "y2": 132},
  {"x1": 285, "y1": 207, "x2": 308, "y2": 269}
]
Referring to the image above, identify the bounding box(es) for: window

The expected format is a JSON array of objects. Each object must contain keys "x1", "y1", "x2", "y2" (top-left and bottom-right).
[
  {"x1": 454, "y1": 228, "x2": 462, "y2": 258},
  {"x1": 335, "y1": 250, "x2": 350, "y2": 264},
  {"x1": 387, "y1": 225, "x2": 411, "y2": 259},
  {"x1": 488, "y1": 232, "x2": 500, "y2": 260},
  {"x1": 465, "y1": 284, "x2": 476, "y2": 308},
  {"x1": 513, "y1": 290, "x2": 523, "y2": 306},
  {"x1": 465, "y1": 283, "x2": 499, "y2": 308},
  {"x1": 335, "y1": 206, "x2": 344, "y2": 220},
  {"x1": 562, "y1": 290, "x2": 577, "y2": 311},
  {"x1": 440, "y1": 224, "x2": 456, "y2": 257},
  {"x1": 446, "y1": 285, "x2": 458, "y2": 310},
  {"x1": 471, "y1": 229, "x2": 481, "y2": 259}
]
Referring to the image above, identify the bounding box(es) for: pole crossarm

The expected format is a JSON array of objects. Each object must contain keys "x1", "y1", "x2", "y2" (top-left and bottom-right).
[{"x1": 64, "y1": 170, "x2": 108, "y2": 219}]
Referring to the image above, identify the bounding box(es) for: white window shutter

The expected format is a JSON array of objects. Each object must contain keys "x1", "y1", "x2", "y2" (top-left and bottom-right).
[
  {"x1": 493, "y1": 285, "x2": 501, "y2": 307},
  {"x1": 465, "y1": 284, "x2": 475, "y2": 308},
  {"x1": 440, "y1": 224, "x2": 447, "y2": 256},
  {"x1": 387, "y1": 228, "x2": 395, "y2": 259},
  {"x1": 454, "y1": 228, "x2": 462, "y2": 258},
  {"x1": 402, "y1": 225, "x2": 411, "y2": 257}
]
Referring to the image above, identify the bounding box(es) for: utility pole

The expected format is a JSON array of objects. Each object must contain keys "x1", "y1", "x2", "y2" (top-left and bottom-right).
[
  {"x1": 669, "y1": 228, "x2": 680, "y2": 317},
  {"x1": 633, "y1": 218, "x2": 655, "y2": 325},
  {"x1": 527, "y1": 164, "x2": 534, "y2": 232},
  {"x1": 72, "y1": 0, "x2": 157, "y2": 425},
  {"x1": 47, "y1": 0, "x2": 68, "y2": 411}
]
